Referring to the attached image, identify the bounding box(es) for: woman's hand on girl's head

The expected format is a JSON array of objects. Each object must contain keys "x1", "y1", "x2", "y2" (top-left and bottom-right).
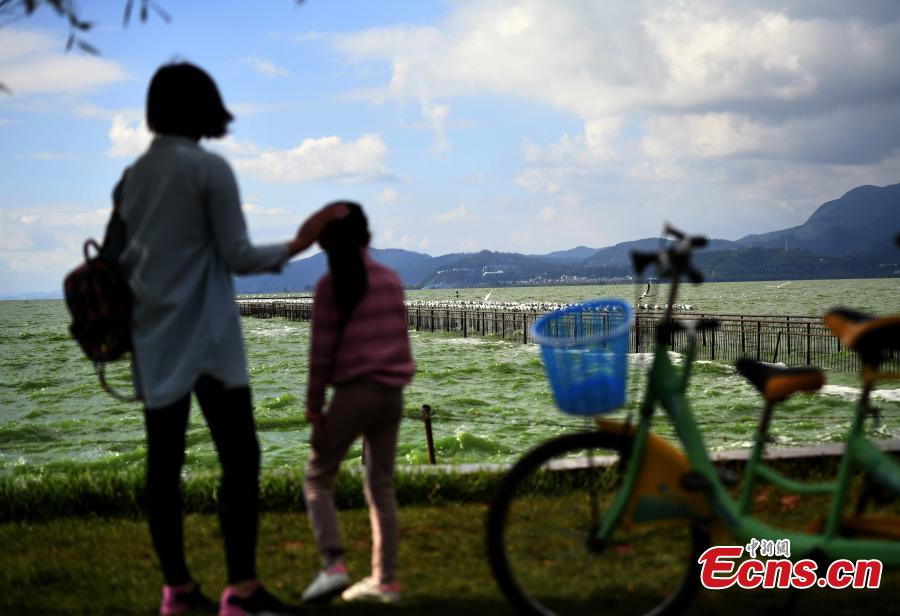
[{"x1": 288, "y1": 202, "x2": 350, "y2": 257}]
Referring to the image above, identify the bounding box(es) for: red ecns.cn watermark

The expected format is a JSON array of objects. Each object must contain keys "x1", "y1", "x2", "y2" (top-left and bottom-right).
[{"x1": 698, "y1": 539, "x2": 882, "y2": 590}]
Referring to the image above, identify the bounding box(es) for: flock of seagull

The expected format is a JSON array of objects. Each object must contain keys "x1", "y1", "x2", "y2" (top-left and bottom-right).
[
  {"x1": 239, "y1": 298, "x2": 695, "y2": 313},
  {"x1": 399, "y1": 283, "x2": 695, "y2": 312},
  {"x1": 405, "y1": 299, "x2": 696, "y2": 312},
  {"x1": 239, "y1": 283, "x2": 697, "y2": 312}
]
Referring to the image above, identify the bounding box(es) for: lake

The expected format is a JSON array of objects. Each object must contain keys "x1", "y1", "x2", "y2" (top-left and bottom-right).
[{"x1": 1, "y1": 279, "x2": 898, "y2": 479}]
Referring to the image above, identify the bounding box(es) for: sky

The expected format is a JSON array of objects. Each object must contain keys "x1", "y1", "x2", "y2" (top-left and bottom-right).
[{"x1": 1, "y1": 0, "x2": 899, "y2": 296}]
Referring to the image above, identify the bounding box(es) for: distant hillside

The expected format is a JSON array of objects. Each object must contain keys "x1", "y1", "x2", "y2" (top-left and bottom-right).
[
  {"x1": 537, "y1": 246, "x2": 600, "y2": 261},
  {"x1": 417, "y1": 250, "x2": 631, "y2": 288},
  {"x1": 234, "y1": 183, "x2": 898, "y2": 292},
  {"x1": 737, "y1": 183, "x2": 899, "y2": 262},
  {"x1": 695, "y1": 247, "x2": 887, "y2": 282},
  {"x1": 583, "y1": 238, "x2": 738, "y2": 268}
]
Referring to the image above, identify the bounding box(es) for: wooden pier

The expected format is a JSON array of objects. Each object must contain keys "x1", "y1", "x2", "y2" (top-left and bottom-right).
[{"x1": 236, "y1": 300, "x2": 898, "y2": 373}]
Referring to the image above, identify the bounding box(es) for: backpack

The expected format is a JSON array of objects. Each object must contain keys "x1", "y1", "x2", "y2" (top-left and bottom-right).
[{"x1": 63, "y1": 170, "x2": 139, "y2": 402}]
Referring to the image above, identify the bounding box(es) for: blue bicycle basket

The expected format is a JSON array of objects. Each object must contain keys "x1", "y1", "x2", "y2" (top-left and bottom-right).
[{"x1": 531, "y1": 299, "x2": 633, "y2": 415}]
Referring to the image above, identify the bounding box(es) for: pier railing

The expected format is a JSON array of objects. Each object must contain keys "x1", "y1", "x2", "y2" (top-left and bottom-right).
[{"x1": 236, "y1": 300, "x2": 897, "y2": 373}]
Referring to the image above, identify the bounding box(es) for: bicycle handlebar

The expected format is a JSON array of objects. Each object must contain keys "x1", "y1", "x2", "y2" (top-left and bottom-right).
[{"x1": 630, "y1": 224, "x2": 708, "y2": 284}]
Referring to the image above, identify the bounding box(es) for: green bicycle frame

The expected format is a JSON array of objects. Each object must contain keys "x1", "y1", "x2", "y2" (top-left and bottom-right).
[{"x1": 597, "y1": 319, "x2": 900, "y2": 565}]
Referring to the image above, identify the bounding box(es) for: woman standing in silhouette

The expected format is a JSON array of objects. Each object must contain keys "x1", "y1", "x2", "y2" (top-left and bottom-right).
[{"x1": 119, "y1": 62, "x2": 343, "y2": 616}]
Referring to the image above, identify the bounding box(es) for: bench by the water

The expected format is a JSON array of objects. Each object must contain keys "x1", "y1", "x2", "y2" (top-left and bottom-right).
[{"x1": 236, "y1": 299, "x2": 899, "y2": 373}]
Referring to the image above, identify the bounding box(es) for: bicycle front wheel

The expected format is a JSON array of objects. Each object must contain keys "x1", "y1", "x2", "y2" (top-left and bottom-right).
[{"x1": 486, "y1": 431, "x2": 707, "y2": 616}]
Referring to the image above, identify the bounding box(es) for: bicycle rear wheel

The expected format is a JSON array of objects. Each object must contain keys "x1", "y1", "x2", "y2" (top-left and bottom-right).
[{"x1": 486, "y1": 431, "x2": 707, "y2": 616}]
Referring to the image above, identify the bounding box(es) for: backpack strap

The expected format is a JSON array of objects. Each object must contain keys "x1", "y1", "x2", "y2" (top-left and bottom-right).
[
  {"x1": 97, "y1": 166, "x2": 139, "y2": 403},
  {"x1": 96, "y1": 362, "x2": 139, "y2": 403}
]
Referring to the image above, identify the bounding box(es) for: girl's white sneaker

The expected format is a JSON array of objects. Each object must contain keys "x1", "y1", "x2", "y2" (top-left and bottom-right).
[{"x1": 341, "y1": 577, "x2": 401, "y2": 603}]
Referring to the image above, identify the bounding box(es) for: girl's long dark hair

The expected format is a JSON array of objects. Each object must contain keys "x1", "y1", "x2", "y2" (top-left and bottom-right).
[{"x1": 318, "y1": 202, "x2": 371, "y2": 321}]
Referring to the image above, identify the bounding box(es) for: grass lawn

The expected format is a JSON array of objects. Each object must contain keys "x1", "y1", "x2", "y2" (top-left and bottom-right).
[{"x1": 1, "y1": 498, "x2": 898, "y2": 615}]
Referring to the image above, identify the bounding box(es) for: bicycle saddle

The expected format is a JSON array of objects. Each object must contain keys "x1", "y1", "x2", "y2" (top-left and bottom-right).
[
  {"x1": 824, "y1": 308, "x2": 900, "y2": 368},
  {"x1": 735, "y1": 359, "x2": 825, "y2": 403}
]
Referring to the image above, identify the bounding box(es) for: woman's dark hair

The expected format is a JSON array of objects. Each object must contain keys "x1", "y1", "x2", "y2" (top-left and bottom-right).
[
  {"x1": 319, "y1": 202, "x2": 371, "y2": 321},
  {"x1": 146, "y1": 63, "x2": 233, "y2": 139}
]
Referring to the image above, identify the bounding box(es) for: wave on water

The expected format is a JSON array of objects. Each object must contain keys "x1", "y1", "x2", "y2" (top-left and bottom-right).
[
  {"x1": 257, "y1": 393, "x2": 299, "y2": 410},
  {"x1": 249, "y1": 325, "x2": 304, "y2": 339},
  {"x1": 12, "y1": 378, "x2": 57, "y2": 392},
  {"x1": 402, "y1": 429, "x2": 512, "y2": 464},
  {"x1": 433, "y1": 337, "x2": 495, "y2": 346},
  {"x1": 0, "y1": 423, "x2": 60, "y2": 444}
]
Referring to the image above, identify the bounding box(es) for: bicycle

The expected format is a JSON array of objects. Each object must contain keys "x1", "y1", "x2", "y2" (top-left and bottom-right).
[{"x1": 486, "y1": 225, "x2": 900, "y2": 616}]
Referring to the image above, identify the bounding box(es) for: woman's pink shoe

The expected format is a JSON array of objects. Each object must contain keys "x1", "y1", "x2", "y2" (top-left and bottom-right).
[{"x1": 160, "y1": 583, "x2": 215, "y2": 615}]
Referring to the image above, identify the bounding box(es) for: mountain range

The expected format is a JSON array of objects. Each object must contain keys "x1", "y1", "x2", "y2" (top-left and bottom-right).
[{"x1": 235, "y1": 183, "x2": 900, "y2": 293}]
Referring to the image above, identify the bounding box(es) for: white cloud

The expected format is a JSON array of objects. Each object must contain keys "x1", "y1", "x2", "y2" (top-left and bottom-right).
[
  {"x1": 523, "y1": 118, "x2": 622, "y2": 165},
  {"x1": 229, "y1": 101, "x2": 289, "y2": 116},
  {"x1": 292, "y1": 32, "x2": 324, "y2": 44},
  {"x1": 435, "y1": 204, "x2": 476, "y2": 223},
  {"x1": 642, "y1": 113, "x2": 763, "y2": 159},
  {"x1": 100, "y1": 111, "x2": 392, "y2": 184},
  {"x1": 0, "y1": 28, "x2": 129, "y2": 95},
  {"x1": 375, "y1": 228, "x2": 430, "y2": 251},
  {"x1": 0, "y1": 204, "x2": 113, "y2": 293},
  {"x1": 374, "y1": 188, "x2": 411, "y2": 205},
  {"x1": 106, "y1": 113, "x2": 152, "y2": 157},
  {"x1": 231, "y1": 134, "x2": 390, "y2": 183},
  {"x1": 243, "y1": 55, "x2": 289, "y2": 78},
  {"x1": 242, "y1": 203, "x2": 288, "y2": 216},
  {"x1": 74, "y1": 103, "x2": 121, "y2": 120},
  {"x1": 421, "y1": 100, "x2": 451, "y2": 152},
  {"x1": 211, "y1": 135, "x2": 262, "y2": 158},
  {"x1": 16, "y1": 152, "x2": 80, "y2": 161},
  {"x1": 333, "y1": 0, "x2": 900, "y2": 187},
  {"x1": 3, "y1": 206, "x2": 109, "y2": 234},
  {"x1": 515, "y1": 169, "x2": 560, "y2": 195},
  {"x1": 643, "y1": 103, "x2": 900, "y2": 165}
]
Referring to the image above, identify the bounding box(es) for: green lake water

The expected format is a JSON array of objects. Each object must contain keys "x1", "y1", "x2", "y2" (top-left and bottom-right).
[{"x1": 1, "y1": 279, "x2": 898, "y2": 479}]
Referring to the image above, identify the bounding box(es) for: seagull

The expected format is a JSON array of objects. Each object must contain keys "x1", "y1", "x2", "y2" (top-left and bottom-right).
[
  {"x1": 484, "y1": 289, "x2": 494, "y2": 302},
  {"x1": 639, "y1": 281, "x2": 652, "y2": 300}
]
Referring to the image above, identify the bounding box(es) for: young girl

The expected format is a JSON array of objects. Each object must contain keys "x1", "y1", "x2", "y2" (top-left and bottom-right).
[{"x1": 300, "y1": 202, "x2": 415, "y2": 604}]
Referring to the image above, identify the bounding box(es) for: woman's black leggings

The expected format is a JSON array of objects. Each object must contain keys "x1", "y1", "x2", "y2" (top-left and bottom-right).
[{"x1": 143, "y1": 375, "x2": 260, "y2": 585}]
